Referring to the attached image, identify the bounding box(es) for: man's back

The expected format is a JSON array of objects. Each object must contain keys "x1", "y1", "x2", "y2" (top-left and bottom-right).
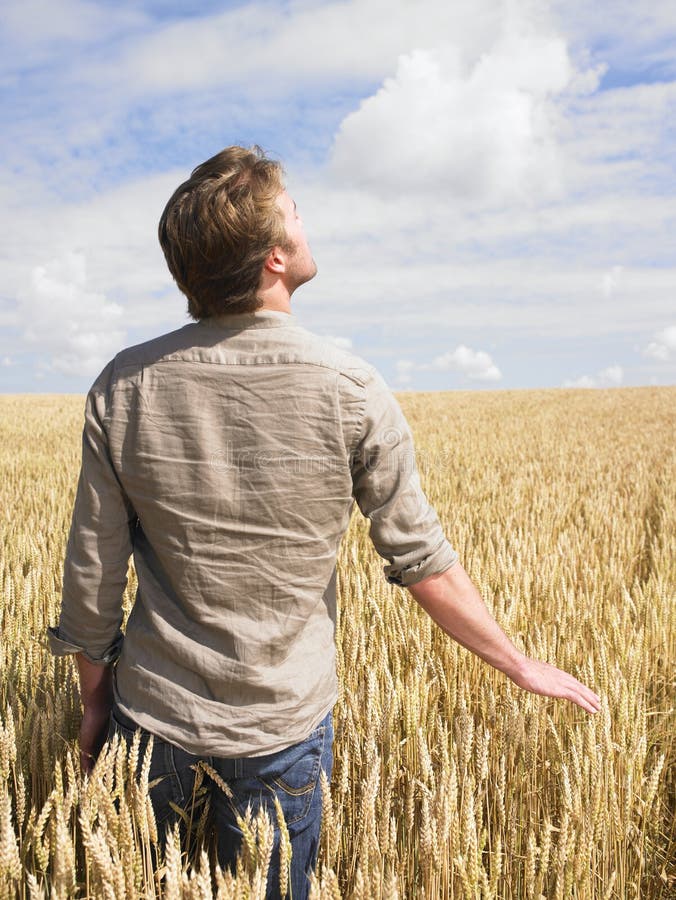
[{"x1": 51, "y1": 308, "x2": 458, "y2": 756}]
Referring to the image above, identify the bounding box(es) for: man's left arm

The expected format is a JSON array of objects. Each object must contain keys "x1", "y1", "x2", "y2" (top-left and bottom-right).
[{"x1": 47, "y1": 360, "x2": 136, "y2": 772}]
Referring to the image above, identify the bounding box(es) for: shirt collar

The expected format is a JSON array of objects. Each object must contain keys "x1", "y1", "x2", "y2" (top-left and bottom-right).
[{"x1": 199, "y1": 309, "x2": 296, "y2": 329}]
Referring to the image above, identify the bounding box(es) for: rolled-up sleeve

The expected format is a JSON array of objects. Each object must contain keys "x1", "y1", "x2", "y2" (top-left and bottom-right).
[
  {"x1": 350, "y1": 368, "x2": 459, "y2": 587},
  {"x1": 46, "y1": 360, "x2": 136, "y2": 665}
]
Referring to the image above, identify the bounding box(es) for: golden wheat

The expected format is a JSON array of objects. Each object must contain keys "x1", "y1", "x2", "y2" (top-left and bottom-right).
[{"x1": 0, "y1": 387, "x2": 674, "y2": 898}]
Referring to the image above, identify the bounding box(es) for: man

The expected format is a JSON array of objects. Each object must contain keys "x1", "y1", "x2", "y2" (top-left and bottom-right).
[{"x1": 47, "y1": 145, "x2": 601, "y2": 899}]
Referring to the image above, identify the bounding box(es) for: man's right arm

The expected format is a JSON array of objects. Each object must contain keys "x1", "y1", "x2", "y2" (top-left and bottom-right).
[
  {"x1": 407, "y1": 563, "x2": 601, "y2": 714},
  {"x1": 349, "y1": 368, "x2": 601, "y2": 716}
]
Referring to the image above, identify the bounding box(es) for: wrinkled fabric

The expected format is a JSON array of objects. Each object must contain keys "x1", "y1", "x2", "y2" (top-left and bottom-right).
[{"x1": 47, "y1": 308, "x2": 459, "y2": 756}]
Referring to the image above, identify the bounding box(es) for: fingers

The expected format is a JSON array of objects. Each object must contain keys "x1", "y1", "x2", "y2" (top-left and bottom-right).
[
  {"x1": 560, "y1": 673, "x2": 602, "y2": 714},
  {"x1": 581, "y1": 685, "x2": 602, "y2": 713},
  {"x1": 523, "y1": 659, "x2": 602, "y2": 714},
  {"x1": 568, "y1": 674, "x2": 601, "y2": 713},
  {"x1": 571, "y1": 691, "x2": 600, "y2": 714}
]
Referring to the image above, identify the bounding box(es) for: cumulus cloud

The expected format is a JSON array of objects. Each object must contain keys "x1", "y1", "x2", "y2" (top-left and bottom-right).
[
  {"x1": 330, "y1": 9, "x2": 601, "y2": 204},
  {"x1": 599, "y1": 365, "x2": 623, "y2": 385},
  {"x1": 17, "y1": 252, "x2": 126, "y2": 379},
  {"x1": 562, "y1": 364, "x2": 623, "y2": 388},
  {"x1": 562, "y1": 374, "x2": 594, "y2": 388},
  {"x1": 643, "y1": 324, "x2": 676, "y2": 361},
  {"x1": 395, "y1": 345, "x2": 502, "y2": 382},
  {"x1": 425, "y1": 345, "x2": 502, "y2": 381}
]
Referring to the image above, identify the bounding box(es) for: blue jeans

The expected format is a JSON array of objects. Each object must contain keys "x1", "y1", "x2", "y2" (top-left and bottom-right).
[{"x1": 107, "y1": 704, "x2": 333, "y2": 900}]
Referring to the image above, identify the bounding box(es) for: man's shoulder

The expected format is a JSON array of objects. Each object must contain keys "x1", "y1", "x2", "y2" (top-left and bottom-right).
[
  {"x1": 110, "y1": 323, "x2": 200, "y2": 374},
  {"x1": 289, "y1": 324, "x2": 377, "y2": 389},
  {"x1": 86, "y1": 324, "x2": 198, "y2": 396}
]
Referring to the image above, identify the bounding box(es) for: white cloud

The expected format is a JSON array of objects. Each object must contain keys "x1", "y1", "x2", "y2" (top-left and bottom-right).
[
  {"x1": 385, "y1": 348, "x2": 501, "y2": 386},
  {"x1": 562, "y1": 364, "x2": 624, "y2": 388},
  {"x1": 18, "y1": 252, "x2": 126, "y2": 378},
  {"x1": 599, "y1": 364, "x2": 623, "y2": 385},
  {"x1": 562, "y1": 373, "x2": 595, "y2": 388},
  {"x1": 111, "y1": 0, "x2": 513, "y2": 95},
  {"x1": 329, "y1": 8, "x2": 602, "y2": 204},
  {"x1": 643, "y1": 324, "x2": 676, "y2": 361},
  {"x1": 0, "y1": 169, "x2": 185, "y2": 337},
  {"x1": 1, "y1": 0, "x2": 121, "y2": 45},
  {"x1": 0, "y1": 0, "x2": 146, "y2": 73},
  {"x1": 1, "y1": 356, "x2": 12, "y2": 367},
  {"x1": 418, "y1": 345, "x2": 502, "y2": 381},
  {"x1": 644, "y1": 343, "x2": 669, "y2": 362}
]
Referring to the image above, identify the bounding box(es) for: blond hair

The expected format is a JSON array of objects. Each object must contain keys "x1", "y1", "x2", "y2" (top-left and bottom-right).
[{"x1": 158, "y1": 145, "x2": 289, "y2": 319}]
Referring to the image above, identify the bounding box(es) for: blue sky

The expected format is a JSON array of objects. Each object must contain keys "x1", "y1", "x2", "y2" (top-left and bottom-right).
[{"x1": 1, "y1": 0, "x2": 675, "y2": 393}]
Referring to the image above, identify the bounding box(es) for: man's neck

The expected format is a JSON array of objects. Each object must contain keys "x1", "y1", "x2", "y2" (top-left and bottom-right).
[
  {"x1": 256, "y1": 297, "x2": 292, "y2": 314},
  {"x1": 256, "y1": 267, "x2": 295, "y2": 314}
]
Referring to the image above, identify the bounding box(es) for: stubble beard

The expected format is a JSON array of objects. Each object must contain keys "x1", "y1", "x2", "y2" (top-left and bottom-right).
[{"x1": 286, "y1": 241, "x2": 318, "y2": 293}]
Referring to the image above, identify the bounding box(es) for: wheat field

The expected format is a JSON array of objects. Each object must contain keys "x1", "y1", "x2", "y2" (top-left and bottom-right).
[{"x1": 0, "y1": 387, "x2": 674, "y2": 899}]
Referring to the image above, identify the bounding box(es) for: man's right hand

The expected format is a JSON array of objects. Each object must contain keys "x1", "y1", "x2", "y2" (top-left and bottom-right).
[
  {"x1": 407, "y1": 563, "x2": 601, "y2": 714},
  {"x1": 508, "y1": 656, "x2": 601, "y2": 714}
]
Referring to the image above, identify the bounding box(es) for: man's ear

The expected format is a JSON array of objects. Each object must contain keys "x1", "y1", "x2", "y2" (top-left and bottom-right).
[{"x1": 263, "y1": 246, "x2": 286, "y2": 275}]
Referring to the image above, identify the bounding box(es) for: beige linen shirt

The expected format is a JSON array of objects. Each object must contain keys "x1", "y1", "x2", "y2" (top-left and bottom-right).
[{"x1": 47, "y1": 308, "x2": 459, "y2": 756}]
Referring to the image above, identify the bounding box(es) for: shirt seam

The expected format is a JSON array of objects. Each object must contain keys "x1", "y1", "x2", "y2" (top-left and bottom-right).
[
  {"x1": 351, "y1": 369, "x2": 375, "y2": 456},
  {"x1": 112, "y1": 355, "x2": 372, "y2": 389}
]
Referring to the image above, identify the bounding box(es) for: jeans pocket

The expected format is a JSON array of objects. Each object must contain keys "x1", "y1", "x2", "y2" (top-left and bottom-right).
[
  {"x1": 250, "y1": 725, "x2": 326, "y2": 827},
  {"x1": 148, "y1": 743, "x2": 185, "y2": 828}
]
